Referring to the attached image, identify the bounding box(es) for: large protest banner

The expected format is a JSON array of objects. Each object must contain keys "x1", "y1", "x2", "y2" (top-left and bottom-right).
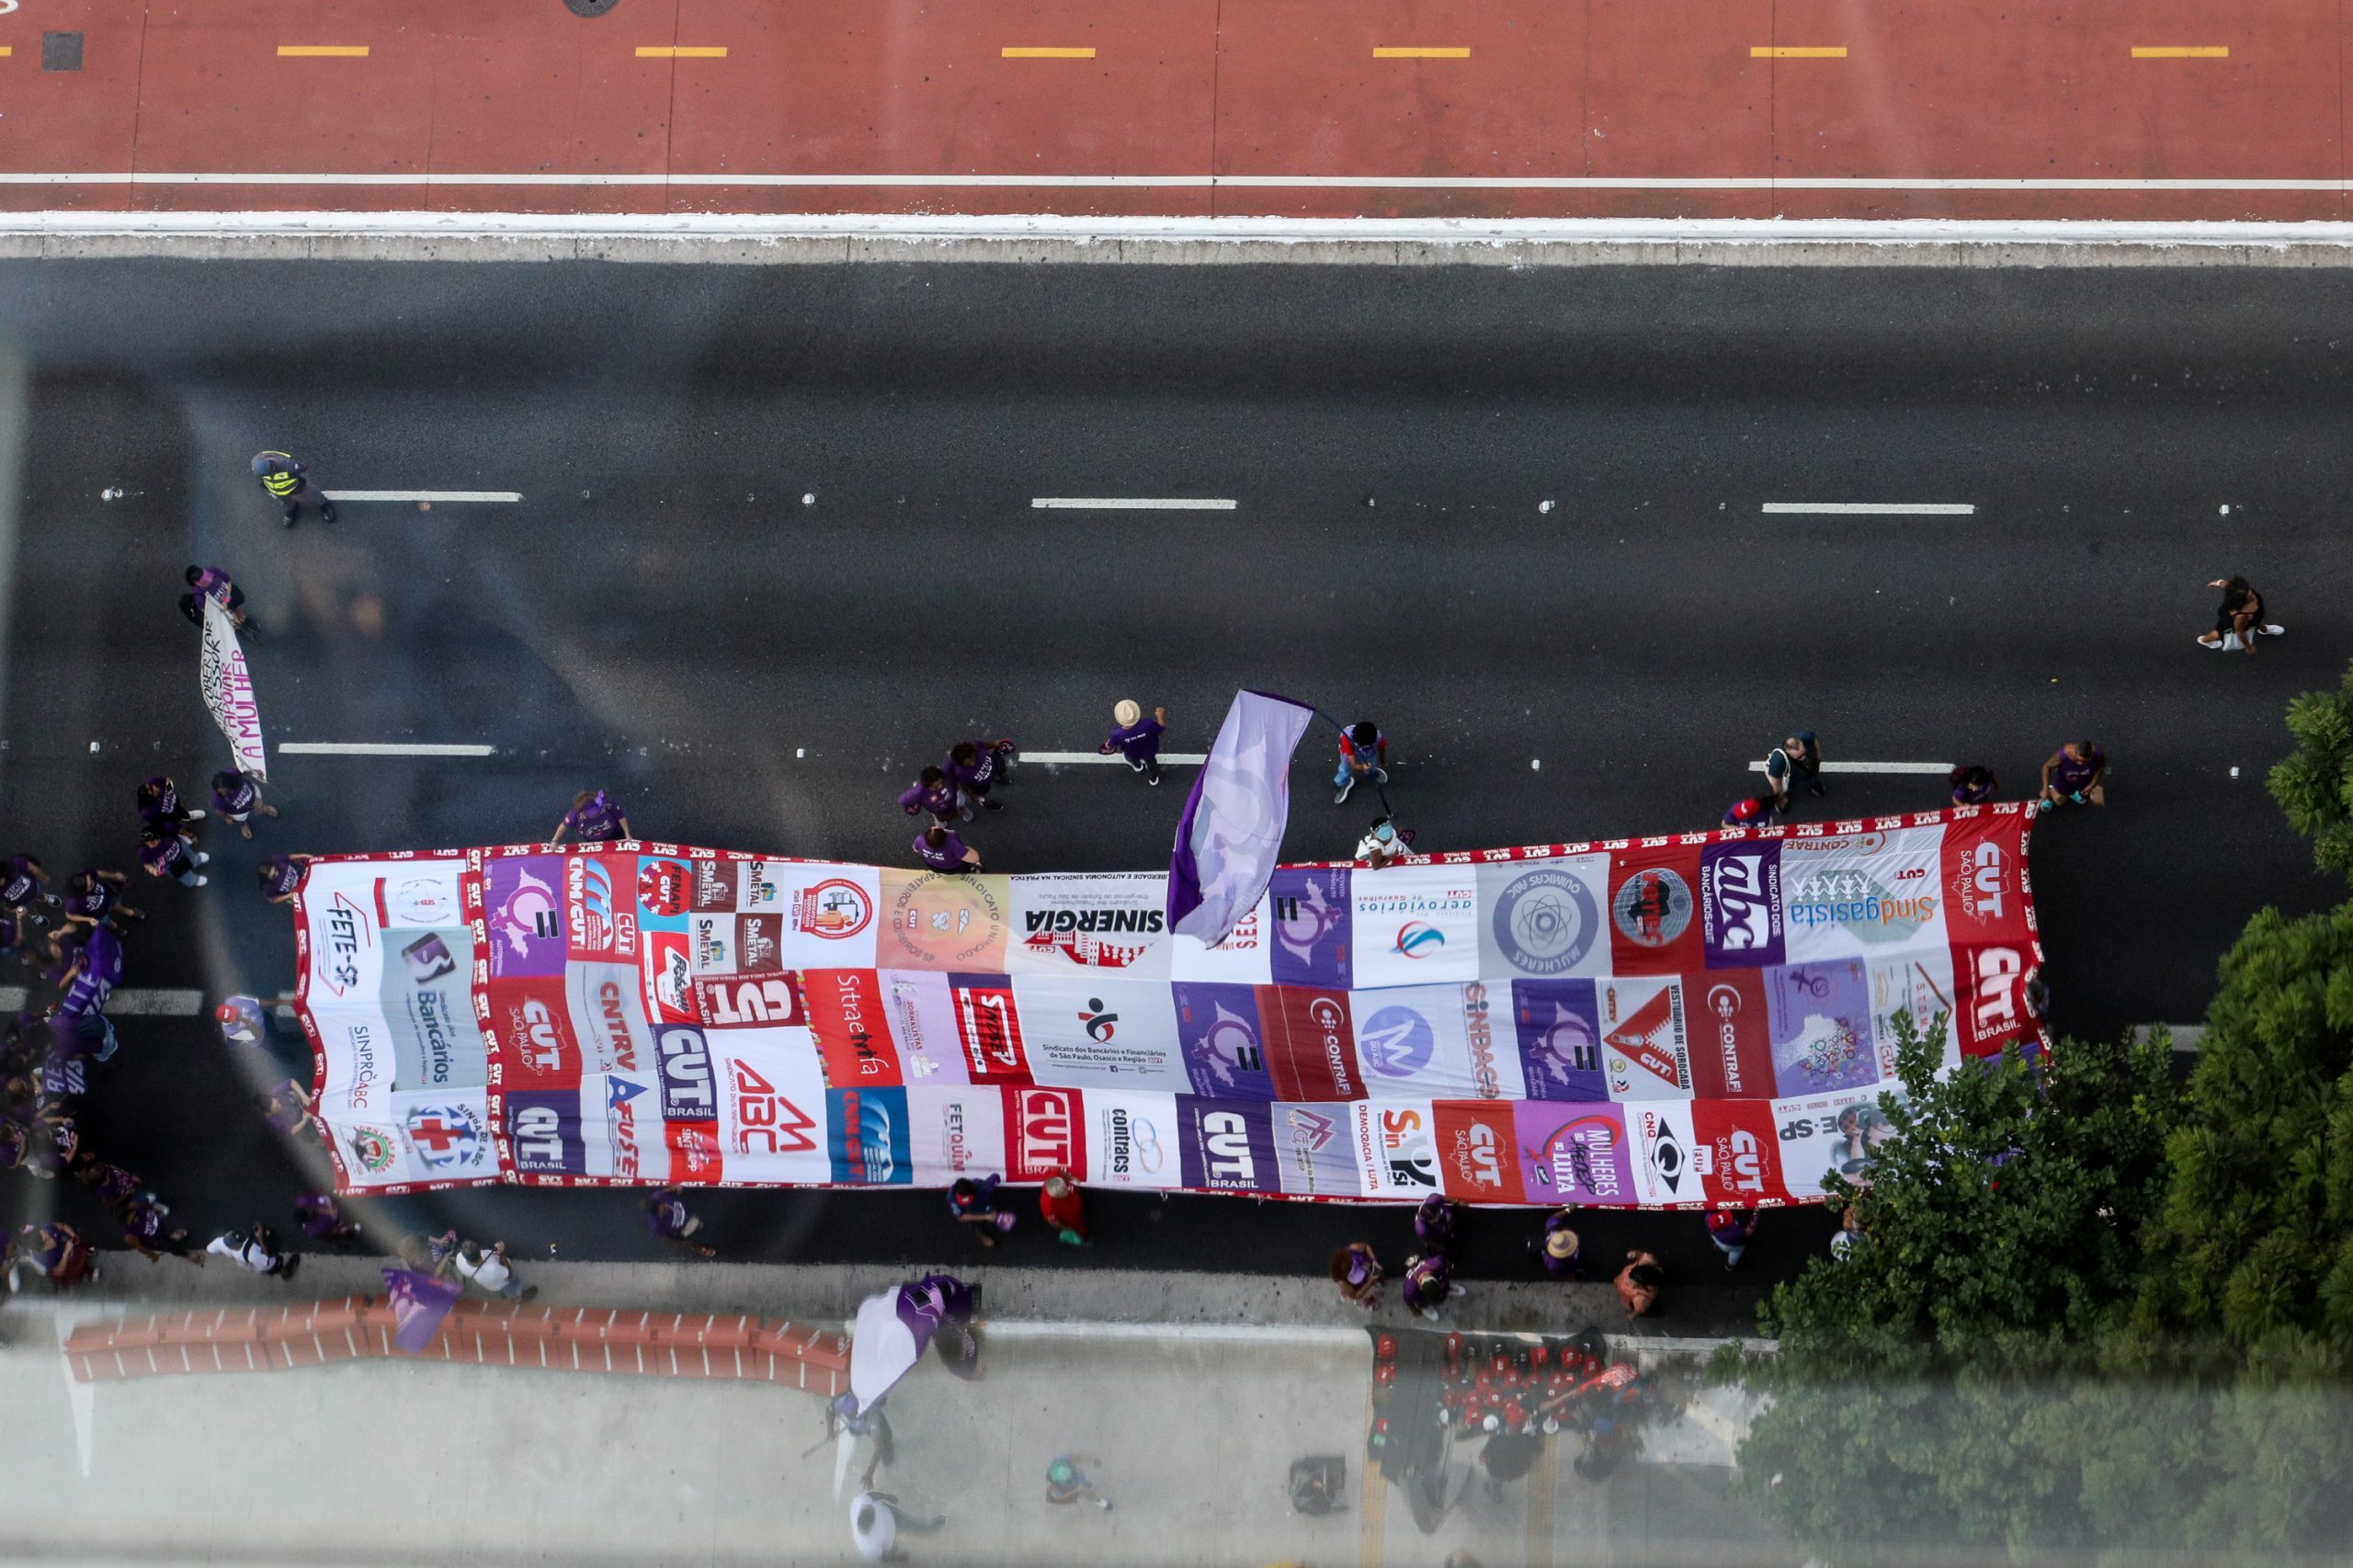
[
  {"x1": 292, "y1": 808, "x2": 2044, "y2": 1206},
  {"x1": 198, "y1": 596, "x2": 267, "y2": 781}
]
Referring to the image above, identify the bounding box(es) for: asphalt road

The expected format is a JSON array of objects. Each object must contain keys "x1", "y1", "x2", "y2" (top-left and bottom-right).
[{"x1": 1, "y1": 259, "x2": 2346, "y2": 1312}]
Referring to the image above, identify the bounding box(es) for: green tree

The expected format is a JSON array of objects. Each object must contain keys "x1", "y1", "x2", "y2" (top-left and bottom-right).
[
  {"x1": 2268, "y1": 658, "x2": 2353, "y2": 882},
  {"x1": 1729, "y1": 1011, "x2": 2181, "y2": 1555}
]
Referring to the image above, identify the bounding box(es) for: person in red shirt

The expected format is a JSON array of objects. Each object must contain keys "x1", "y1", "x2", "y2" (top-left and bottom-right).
[
  {"x1": 1039, "y1": 1171, "x2": 1090, "y2": 1246},
  {"x1": 1335, "y1": 721, "x2": 1389, "y2": 805}
]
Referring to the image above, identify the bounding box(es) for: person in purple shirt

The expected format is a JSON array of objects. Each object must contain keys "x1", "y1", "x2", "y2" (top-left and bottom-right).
[
  {"x1": 0, "y1": 854, "x2": 56, "y2": 923},
  {"x1": 1098, "y1": 700, "x2": 1167, "y2": 786},
  {"x1": 549, "y1": 788, "x2": 631, "y2": 846},
  {"x1": 1401, "y1": 1251, "x2": 1466, "y2": 1322},
  {"x1": 294, "y1": 1192, "x2": 362, "y2": 1248},
  {"x1": 642, "y1": 1189, "x2": 718, "y2": 1256},
  {"x1": 139, "y1": 822, "x2": 208, "y2": 887},
  {"x1": 137, "y1": 776, "x2": 205, "y2": 830},
  {"x1": 180, "y1": 565, "x2": 247, "y2": 630},
  {"x1": 2038, "y1": 742, "x2": 2108, "y2": 810},
  {"x1": 60, "y1": 869, "x2": 141, "y2": 934},
  {"x1": 210, "y1": 770, "x2": 278, "y2": 839},
  {"x1": 946, "y1": 739, "x2": 1012, "y2": 813},
  {"x1": 257, "y1": 852, "x2": 316, "y2": 904},
  {"x1": 914, "y1": 824, "x2": 982, "y2": 874},
  {"x1": 898, "y1": 767, "x2": 961, "y2": 825}
]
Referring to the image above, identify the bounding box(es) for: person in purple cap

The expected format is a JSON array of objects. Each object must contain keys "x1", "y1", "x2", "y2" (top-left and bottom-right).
[
  {"x1": 946, "y1": 739, "x2": 1013, "y2": 814},
  {"x1": 550, "y1": 788, "x2": 631, "y2": 846},
  {"x1": 643, "y1": 1188, "x2": 718, "y2": 1256},
  {"x1": 210, "y1": 770, "x2": 278, "y2": 839},
  {"x1": 1330, "y1": 1242, "x2": 1383, "y2": 1308},
  {"x1": 181, "y1": 565, "x2": 247, "y2": 630},
  {"x1": 1413, "y1": 1194, "x2": 1461, "y2": 1255},
  {"x1": 294, "y1": 1192, "x2": 362, "y2": 1248},
  {"x1": 1098, "y1": 700, "x2": 1166, "y2": 786},
  {"x1": 257, "y1": 852, "x2": 315, "y2": 904},
  {"x1": 897, "y1": 766, "x2": 961, "y2": 825},
  {"x1": 137, "y1": 776, "x2": 204, "y2": 831},
  {"x1": 59, "y1": 868, "x2": 141, "y2": 935},
  {"x1": 914, "y1": 824, "x2": 981, "y2": 875}
]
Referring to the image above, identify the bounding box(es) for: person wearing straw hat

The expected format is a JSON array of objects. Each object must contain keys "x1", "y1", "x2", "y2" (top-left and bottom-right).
[
  {"x1": 1098, "y1": 700, "x2": 1166, "y2": 786},
  {"x1": 1539, "y1": 1209, "x2": 1583, "y2": 1279}
]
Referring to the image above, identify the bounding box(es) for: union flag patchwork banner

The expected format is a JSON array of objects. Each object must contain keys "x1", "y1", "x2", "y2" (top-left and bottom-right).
[{"x1": 290, "y1": 808, "x2": 2043, "y2": 1207}]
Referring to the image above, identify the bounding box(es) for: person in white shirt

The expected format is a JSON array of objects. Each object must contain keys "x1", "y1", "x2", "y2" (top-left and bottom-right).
[
  {"x1": 207, "y1": 1223, "x2": 299, "y2": 1280},
  {"x1": 454, "y1": 1240, "x2": 535, "y2": 1301},
  {"x1": 850, "y1": 1492, "x2": 943, "y2": 1562},
  {"x1": 1355, "y1": 816, "x2": 1411, "y2": 870}
]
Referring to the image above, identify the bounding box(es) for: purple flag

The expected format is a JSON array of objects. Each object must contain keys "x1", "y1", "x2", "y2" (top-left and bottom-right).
[
  {"x1": 1168, "y1": 690, "x2": 1318, "y2": 948},
  {"x1": 382, "y1": 1267, "x2": 463, "y2": 1355}
]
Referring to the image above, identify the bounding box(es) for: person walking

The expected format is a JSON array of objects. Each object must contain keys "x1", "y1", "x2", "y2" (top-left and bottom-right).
[
  {"x1": 945, "y1": 739, "x2": 1013, "y2": 814},
  {"x1": 210, "y1": 770, "x2": 278, "y2": 839},
  {"x1": 252, "y1": 450, "x2": 335, "y2": 528},
  {"x1": 257, "y1": 852, "x2": 315, "y2": 904},
  {"x1": 1413, "y1": 1194, "x2": 1460, "y2": 1255},
  {"x1": 1704, "y1": 1206, "x2": 1757, "y2": 1269},
  {"x1": 548, "y1": 788, "x2": 630, "y2": 846},
  {"x1": 294, "y1": 1192, "x2": 363, "y2": 1248},
  {"x1": 137, "y1": 775, "x2": 205, "y2": 831},
  {"x1": 1538, "y1": 1209, "x2": 1583, "y2": 1279},
  {"x1": 1948, "y1": 765, "x2": 1998, "y2": 805},
  {"x1": 454, "y1": 1240, "x2": 538, "y2": 1301},
  {"x1": 1401, "y1": 1250, "x2": 1467, "y2": 1323},
  {"x1": 119, "y1": 1197, "x2": 205, "y2": 1267},
  {"x1": 0, "y1": 855, "x2": 58, "y2": 926},
  {"x1": 207, "y1": 1222, "x2": 301, "y2": 1280},
  {"x1": 1098, "y1": 700, "x2": 1167, "y2": 786},
  {"x1": 1335, "y1": 721, "x2": 1389, "y2": 805},
  {"x1": 1614, "y1": 1250, "x2": 1664, "y2": 1320},
  {"x1": 2198, "y1": 575, "x2": 2285, "y2": 653},
  {"x1": 139, "y1": 822, "x2": 208, "y2": 888},
  {"x1": 1355, "y1": 816, "x2": 1411, "y2": 869},
  {"x1": 2037, "y1": 742, "x2": 2107, "y2": 811},
  {"x1": 897, "y1": 767, "x2": 961, "y2": 825},
  {"x1": 850, "y1": 1490, "x2": 943, "y2": 1561},
  {"x1": 1045, "y1": 1455, "x2": 1113, "y2": 1510},
  {"x1": 643, "y1": 1189, "x2": 718, "y2": 1256},
  {"x1": 1039, "y1": 1171, "x2": 1090, "y2": 1246},
  {"x1": 59, "y1": 869, "x2": 141, "y2": 935},
  {"x1": 948, "y1": 1176, "x2": 1015, "y2": 1245},
  {"x1": 180, "y1": 565, "x2": 248, "y2": 630},
  {"x1": 1766, "y1": 731, "x2": 1824, "y2": 812},
  {"x1": 1331, "y1": 1242, "x2": 1383, "y2": 1308},
  {"x1": 11, "y1": 1221, "x2": 96, "y2": 1290},
  {"x1": 833, "y1": 1392, "x2": 898, "y2": 1490},
  {"x1": 913, "y1": 824, "x2": 981, "y2": 875}
]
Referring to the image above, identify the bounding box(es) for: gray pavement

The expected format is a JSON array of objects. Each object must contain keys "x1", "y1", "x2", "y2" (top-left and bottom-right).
[{"x1": 0, "y1": 259, "x2": 2344, "y2": 1286}]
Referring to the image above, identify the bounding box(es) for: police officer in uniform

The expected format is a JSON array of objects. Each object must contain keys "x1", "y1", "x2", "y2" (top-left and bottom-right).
[{"x1": 252, "y1": 450, "x2": 335, "y2": 528}]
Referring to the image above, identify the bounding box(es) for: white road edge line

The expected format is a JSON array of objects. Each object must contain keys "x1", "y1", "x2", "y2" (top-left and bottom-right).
[
  {"x1": 320, "y1": 490, "x2": 522, "y2": 503},
  {"x1": 1761, "y1": 502, "x2": 1976, "y2": 516},
  {"x1": 1031, "y1": 498, "x2": 1236, "y2": 511},
  {"x1": 1745, "y1": 760, "x2": 1955, "y2": 775},
  {"x1": 1023, "y1": 750, "x2": 1211, "y2": 765},
  {"x1": 279, "y1": 742, "x2": 498, "y2": 756}
]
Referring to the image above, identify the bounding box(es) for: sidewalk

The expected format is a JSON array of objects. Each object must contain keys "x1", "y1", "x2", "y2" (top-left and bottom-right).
[{"x1": 0, "y1": 1263, "x2": 1779, "y2": 1567}]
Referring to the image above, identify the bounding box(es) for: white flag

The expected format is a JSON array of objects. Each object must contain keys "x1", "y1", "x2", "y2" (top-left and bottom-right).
[{"x1": 199, "y1": 596, "x2": 267, "y2": 781}]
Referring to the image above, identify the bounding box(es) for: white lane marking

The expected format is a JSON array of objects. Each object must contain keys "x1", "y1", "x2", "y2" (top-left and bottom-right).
[
  {"x1": 1745, "y1": 760, "x2": 1954, "y2": 776},
  {"x1": 1761, "y1": 502, "x2": 1975, "y2": 516},
  {"x1": 320, "y1": 490, "x2": 522, "y2": 503},
  {"x1": 279, "y1": 742, "x2": 496, "y2": 756},
  {"x1": 4, "y1": 172, "x2": 2353, "y2": 191},
  {"x1": 1023, "y1": 750, "x2": 1210, "y2": 765},
  {"x1": 0, "y1": 986, "x2": 204, "y2": 1016},
  {"x1": 1031, "y1": 498, "x2": 1236, "y2": 511}
]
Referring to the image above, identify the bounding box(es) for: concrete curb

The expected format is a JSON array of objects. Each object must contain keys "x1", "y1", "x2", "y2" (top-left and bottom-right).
[
  {"x1": 5, "y1": 1258, "x2": 1773, "y2": 1343},
  {"x1": 10, "y1": 213, "x2": 2353, "y2": 266}
]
